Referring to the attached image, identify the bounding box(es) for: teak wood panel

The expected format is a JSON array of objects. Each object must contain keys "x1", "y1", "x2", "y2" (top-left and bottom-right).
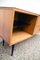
[
  {"x1": 0, "y1": 9, "x2": 4, "y2": 38},
  {"x1": 13, "y1": 8, "x2": 38, "y2": 16},
  {"x1": 3, "y1": 8, "x2": 13, "y2": 44},
  {"x1": 24, "y1": 17, "x2": 37, "y2": 35},
  {"x1": 10, "y1": 32, "x2": 32, "y2": 45},
  {"x1": 33, "y1": 16, "x2": 40, "y2": 34}
]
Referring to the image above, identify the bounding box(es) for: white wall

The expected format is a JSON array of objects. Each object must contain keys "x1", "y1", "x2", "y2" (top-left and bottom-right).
[{"x1": 0, "y1": 0, "x2": 40, "y2": 14}]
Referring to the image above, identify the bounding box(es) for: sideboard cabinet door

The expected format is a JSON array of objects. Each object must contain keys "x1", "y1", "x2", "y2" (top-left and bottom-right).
[
  {"x1": 3, "y1": 8, "x2": 13, "y2": 44},
  {"x1": 0, "y1": 8, "x2": 4, "y2": 37}
]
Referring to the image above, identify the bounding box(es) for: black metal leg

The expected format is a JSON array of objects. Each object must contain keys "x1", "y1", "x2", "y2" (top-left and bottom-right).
[
  {"x1": 2, "y1": 40, "x2": 4, "y2": 46},
  {"x1": 11, "y1": 45, "x2": 14, "y2": 56}
]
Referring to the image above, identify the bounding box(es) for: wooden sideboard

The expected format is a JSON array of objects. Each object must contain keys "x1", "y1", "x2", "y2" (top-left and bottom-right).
[{"x1": 0, "y1": 8, "x2": 40, "y2": 56}]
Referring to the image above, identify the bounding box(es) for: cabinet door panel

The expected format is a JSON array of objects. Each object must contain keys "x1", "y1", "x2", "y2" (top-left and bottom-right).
[
  {"x1": 3, "y1": 8, "x2": 13, "y2": 44},
  {"x1": 0, "y1": 9, "x2": 4, "y2": 37}
]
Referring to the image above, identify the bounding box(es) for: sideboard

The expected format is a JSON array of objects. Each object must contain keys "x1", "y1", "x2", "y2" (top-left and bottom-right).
[{"x1": 0, "y1": 7, "x2": 40, "y2": 56}]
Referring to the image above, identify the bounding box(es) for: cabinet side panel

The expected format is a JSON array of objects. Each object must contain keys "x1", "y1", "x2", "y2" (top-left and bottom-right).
[
  {"x1": 3, "y1": 8, "x2": 13, "y2": 44},
  {"x1": 33, "y1": 16, "x2": 40, "y2": 35}
]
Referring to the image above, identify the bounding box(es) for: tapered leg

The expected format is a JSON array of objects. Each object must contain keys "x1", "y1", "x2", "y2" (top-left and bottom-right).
[
  {"x1": 2, "y1": 40, "x2": 4, "y2": 46},
  {"x1": 11, "y1": 45, "x2": 14, "y2": 56}
]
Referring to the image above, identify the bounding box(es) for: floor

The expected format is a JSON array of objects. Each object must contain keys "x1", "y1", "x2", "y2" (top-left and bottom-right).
[{"x1": 0, "y1": 34, "x2": 40, "y2": 60}]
